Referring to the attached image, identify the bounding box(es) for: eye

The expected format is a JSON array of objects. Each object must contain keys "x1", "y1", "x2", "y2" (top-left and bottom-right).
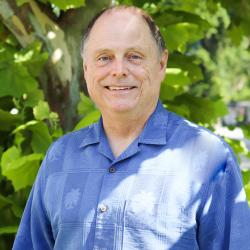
[
  {"x1": 127, "y1": 53, "x2": 143, "y2": 64},
  {"x1": 96, "y1": 55, "x2": 112, "y2": 66}
]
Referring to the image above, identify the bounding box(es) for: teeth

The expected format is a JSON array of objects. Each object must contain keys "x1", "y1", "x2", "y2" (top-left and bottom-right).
[{"x1": 108, "y1": 86, "x2": 133, "y2": 91}]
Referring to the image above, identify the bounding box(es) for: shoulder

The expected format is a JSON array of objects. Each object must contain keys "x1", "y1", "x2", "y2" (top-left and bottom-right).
[
  {"x1": 40, "y1": 123, "x2": 98, "y2": 174},
  {"x1": 168, "y1": 111, "x2": 229, "y2": 153},
  {"x1": 50, "y1": 123, "x2": 98, "y2": 151},
  {"x1": 166, "y1": 111, "x2": 238, "y2": 181}
]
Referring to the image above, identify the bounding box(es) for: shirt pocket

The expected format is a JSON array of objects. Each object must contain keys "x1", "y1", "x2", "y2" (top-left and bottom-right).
[{"x1": 123, "y1": 201, "x2": 197, "y2": 250}]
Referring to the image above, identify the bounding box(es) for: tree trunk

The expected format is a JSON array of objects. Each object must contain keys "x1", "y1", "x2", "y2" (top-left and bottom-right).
[{"x1": 0, "y1": 0, "x2": 111, "y2": 131}]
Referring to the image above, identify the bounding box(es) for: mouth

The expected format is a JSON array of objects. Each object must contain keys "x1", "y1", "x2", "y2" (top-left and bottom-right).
[{"x1": 105, "y1": 86, "x2": 137, "y2": 91}]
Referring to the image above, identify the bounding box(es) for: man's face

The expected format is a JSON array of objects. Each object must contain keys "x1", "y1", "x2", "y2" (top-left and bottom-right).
[{"x1": 83, "y1": 10, "x2": 168, "y2": 116}]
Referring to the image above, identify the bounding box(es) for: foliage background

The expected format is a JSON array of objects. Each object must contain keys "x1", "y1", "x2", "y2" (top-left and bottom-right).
[{"x1": 0, "y1": 0, "x2": 250, "y2": 248}]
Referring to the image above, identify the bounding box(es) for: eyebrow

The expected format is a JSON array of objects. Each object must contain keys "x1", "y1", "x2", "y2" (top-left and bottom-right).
[
  {"x1": 126, "y1": 46, "x2": 146, "y2": 51},
  {"x1": 94, "y1": 49, "x2": 111, "y2": 55},
  {"x1": 94, "y1": 46, "x2": 146, "y2": 55}
]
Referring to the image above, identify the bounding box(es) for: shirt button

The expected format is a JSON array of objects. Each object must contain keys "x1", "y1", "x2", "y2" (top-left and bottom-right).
[
  {"x1": 99, "y1": 204, "x2": 108, "y2": 213},
  {"x1": 108, "y1": 166, "x2": 116, "y2": 173}
]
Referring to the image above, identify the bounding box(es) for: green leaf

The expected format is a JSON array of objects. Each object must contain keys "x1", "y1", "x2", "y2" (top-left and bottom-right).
[
  {"x1": 49, "y1": 112, "x2": 59, "y2": 121},
  {"x1": 1, "y1": 146, "x2": 43, "y2": 190},
  {"x1": 33, "y1": 100, "x2": 50, "y2": 120},
  {"x1": 13, "y1": 120, "x2": 39, "y2": 134},
  {"x1": 24, "y1": 88, "x2": 44, "y2": 107},
  {"x1": 48, "y1": 0, "x2": 85, "y2": 10},
  {"x1": 242, "y1": 169, "x2": 250, "y2": 185},
  {"x1": 14, "y1": 132, "x2": 25, "y2": 151},
  {"x1": 33, "y1": 100, "x2": 58, "y2": 121},
  {"x1": 155, "y1": 11, "x2": 183, "y2": 26},
  {"x1": 242, "y1": 170, "x2": 250, "y2": 204},
  {"x1": 163, "y1": 103, "x2": 190, "y2": 118},
  {"x1": 74, "y1": 110, "x2": 101, "y2": 131},
  {"x1": 160, "y1": 68, "x2": 192, "y2": 101},
  {"x1": 168, "y1": 54, "x2": 203, "y2": 82},
  {"x1": 0, "y1": 194, "x2": 23, "y2": 218},
  {"x1": 16, "y1": 0, "x2": 30, "y2": 6},
  {"x1": 0, "y1": 146, "x2": 3, "y2": 164},
  {"x1": 51, "y1": 128, "x2": 63, "y2": 140},
  {"x1": 165, "y1": 68, "x2": 191, "y2": 86},
  {"x1": 11, "y1": 203, "x2": 23, "y2": 218},
  {"x1": 77, "y1": 92, "x2": 97, "y2": 116},
  {"x1": 15, "y1": 42, "x2": 48, "y2": 77},
  {"x1": 188, "y1": 97, "x2": 228, "y2": 124},
  {"x1": 0, "y1": 225, "x2": 19, "y2": 235},
  {"x1": 29, "y1": 122, "x2": 52, "y2": 154},
  {"x1": 1, "y1": 146, "x2": 20, "y2": 166},
  {"x1": 225, "y1": 139, "x2": 248, "y2": 159},
  {"x1": 0, "y1": 23, "x2": 4, "y2": 35},
  {"x1": 0, "y1": 43, "x2": 15, "y2": 63},
  {"x1": 13, "y1": 121, "x2": 52, "y2": 154},
  {"x1": 0, "y1": 194, "x2": 13, "y2": 210},
  {"x1": 167, "y1": 94, "x2": 228, "y2": 124},
  {"x1": 242, "y1": 125, "x2": 250, "y2": 140},
  {"x1": 168, "y1": 0, "x2": 201, "y2": 13},
  {"x1": 155, "y1": 10, "x2": 210, "y2": 30},
  {"x1": 161, "y1": 25, "x2": 188, "y2": 53},
  {"x1": 0, "y1": 109, "x2": 21, "y2": 131},
  {"x1": 241, "y1": 21, "x2": 250, "y2": 37},
  {"x1": 0, "y1": 96, "x2": 15, "y2": 111},
  {"x1": 0, "y1": 63, "x2": 38, "y2": 98},
  {"x1": 0, "y1": 44, "x2": 45, "y2": 107},
  {"x1": 161, "y1": 22, "x2": 204, "y2": 53},
  {"x1": 227, "y1": 25, "x2": 244, "y2": 46}
]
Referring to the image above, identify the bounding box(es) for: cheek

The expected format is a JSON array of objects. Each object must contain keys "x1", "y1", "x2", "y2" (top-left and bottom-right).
[
  {"x1": 147, "y1": 65, "x2": 163, "y2": 83},
  {"x1": 85, "y1": 67, "x2": 106, "y2": 86},
  {"x1": 129, "y1": 65, "x2": 149, "y2": 82},
  {"x1": 93, "y1": 66, "x2": 111, "y2": 82}
]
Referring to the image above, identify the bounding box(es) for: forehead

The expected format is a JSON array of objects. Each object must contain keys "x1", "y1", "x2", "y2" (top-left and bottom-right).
[{"x1": 85, "y1": 10, "x2": 156, "y2": 52}]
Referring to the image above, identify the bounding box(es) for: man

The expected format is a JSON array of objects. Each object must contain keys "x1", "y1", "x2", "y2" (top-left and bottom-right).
[{"x1": 13, "y1": 5, "x2": 250, "y2": 250}]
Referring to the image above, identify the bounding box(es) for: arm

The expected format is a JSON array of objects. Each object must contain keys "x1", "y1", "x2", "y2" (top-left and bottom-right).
[
  {"x1": 197, "y1": 154, "x2": 250, "y2": 250},
  {"x1": 13, "y1": 154, "x2": 54, "y2": 250}
]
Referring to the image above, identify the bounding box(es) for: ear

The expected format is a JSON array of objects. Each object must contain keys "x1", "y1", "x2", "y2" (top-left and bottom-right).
[
  {"x1": 84, "y1": 62, "x2": 87, "y2": 71},
  {"x1": 83, "y1": 62, "x2": 88, "y2": 76},
  {"x1": 159, "y1": 50, "x2": 168, "y2": 81},
  {"x1": 160, "y1": 49, "x2": 168, "y2": 72}
]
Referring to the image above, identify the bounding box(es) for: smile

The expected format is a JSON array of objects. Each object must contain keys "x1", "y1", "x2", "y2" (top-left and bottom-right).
[{"x1": 105, "y1": 86, "x2": 137, "y2": 91}]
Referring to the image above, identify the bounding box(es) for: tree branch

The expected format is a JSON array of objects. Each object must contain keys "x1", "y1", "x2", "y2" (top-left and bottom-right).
[
  {"x1": 0, "y1": 0, "x2": 34, "y2": 47},
  {"x1": 28, "y1": 0, "x2": 72, "y2": 86}
]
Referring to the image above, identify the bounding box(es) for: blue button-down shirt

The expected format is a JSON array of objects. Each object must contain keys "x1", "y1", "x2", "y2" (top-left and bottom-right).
[{"x1": 13, "y1": 101, "x2": 250, "y2": 250}]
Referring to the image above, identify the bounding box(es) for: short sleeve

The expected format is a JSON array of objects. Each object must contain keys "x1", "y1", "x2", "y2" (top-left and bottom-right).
[
  {"x1": 197, "y1": 153, "x2": 250, "y2": 249},
  {"x1": 12, "y1": 151, "x2": 54, "y2": 250}
]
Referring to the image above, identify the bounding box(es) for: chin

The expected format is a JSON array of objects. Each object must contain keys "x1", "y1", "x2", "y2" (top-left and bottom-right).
[
  {"x1": 107, "y1": 103, "x2": 136, "y2": 113},
  {"x1": 111, "y1": 106, "x2": 134, "y2": 113},
  {"x1": 106, "y1": 100, "x2": 137, "y2": 112}
]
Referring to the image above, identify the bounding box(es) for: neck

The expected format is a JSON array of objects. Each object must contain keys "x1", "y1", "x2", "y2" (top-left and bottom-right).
[{"x1": 101, "y1": 103, "x2": 157, "y2": 157}]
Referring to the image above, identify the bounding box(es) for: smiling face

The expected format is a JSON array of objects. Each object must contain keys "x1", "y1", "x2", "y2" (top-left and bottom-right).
[{"x1": 83, "y1": 10, "x2": 168, "y2": 118}]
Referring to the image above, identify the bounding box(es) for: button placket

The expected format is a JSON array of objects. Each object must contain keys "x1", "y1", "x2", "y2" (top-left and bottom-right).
[
  {"x1": 99, "y1": 204, "x2": 108, "y2": 213},
  {"x1": 93, "y1": 162, "x2": 124, "y2": 249},
  {"x1": 108, "y1": 166, "x2": 116, "y2": 173}
]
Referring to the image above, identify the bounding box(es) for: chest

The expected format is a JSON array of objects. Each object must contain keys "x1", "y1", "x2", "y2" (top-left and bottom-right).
[{"x1": 45, "y1": 168, "x2": 201, "y2": 248}]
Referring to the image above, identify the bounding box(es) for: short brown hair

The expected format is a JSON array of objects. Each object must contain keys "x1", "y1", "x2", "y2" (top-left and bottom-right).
[{"x1": 80, "y1": 5, "x2": 166, "y2": 58}]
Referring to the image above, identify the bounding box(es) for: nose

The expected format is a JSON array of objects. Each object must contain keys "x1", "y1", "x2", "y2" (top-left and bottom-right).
[{"x1": 111, "y1": 59, "x2": 128, "y2": 78}]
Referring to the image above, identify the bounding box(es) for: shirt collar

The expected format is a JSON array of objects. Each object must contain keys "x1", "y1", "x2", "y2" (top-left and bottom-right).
[
  {"x1": 79, "y1": 121, "x2": 100, "y2": 148},
  {"x1": 79, "y1": 100, "x2": 168, "y2": 148},
  {"x1": 138, "y1": 101, "x2": 168, "y2": 145}
]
